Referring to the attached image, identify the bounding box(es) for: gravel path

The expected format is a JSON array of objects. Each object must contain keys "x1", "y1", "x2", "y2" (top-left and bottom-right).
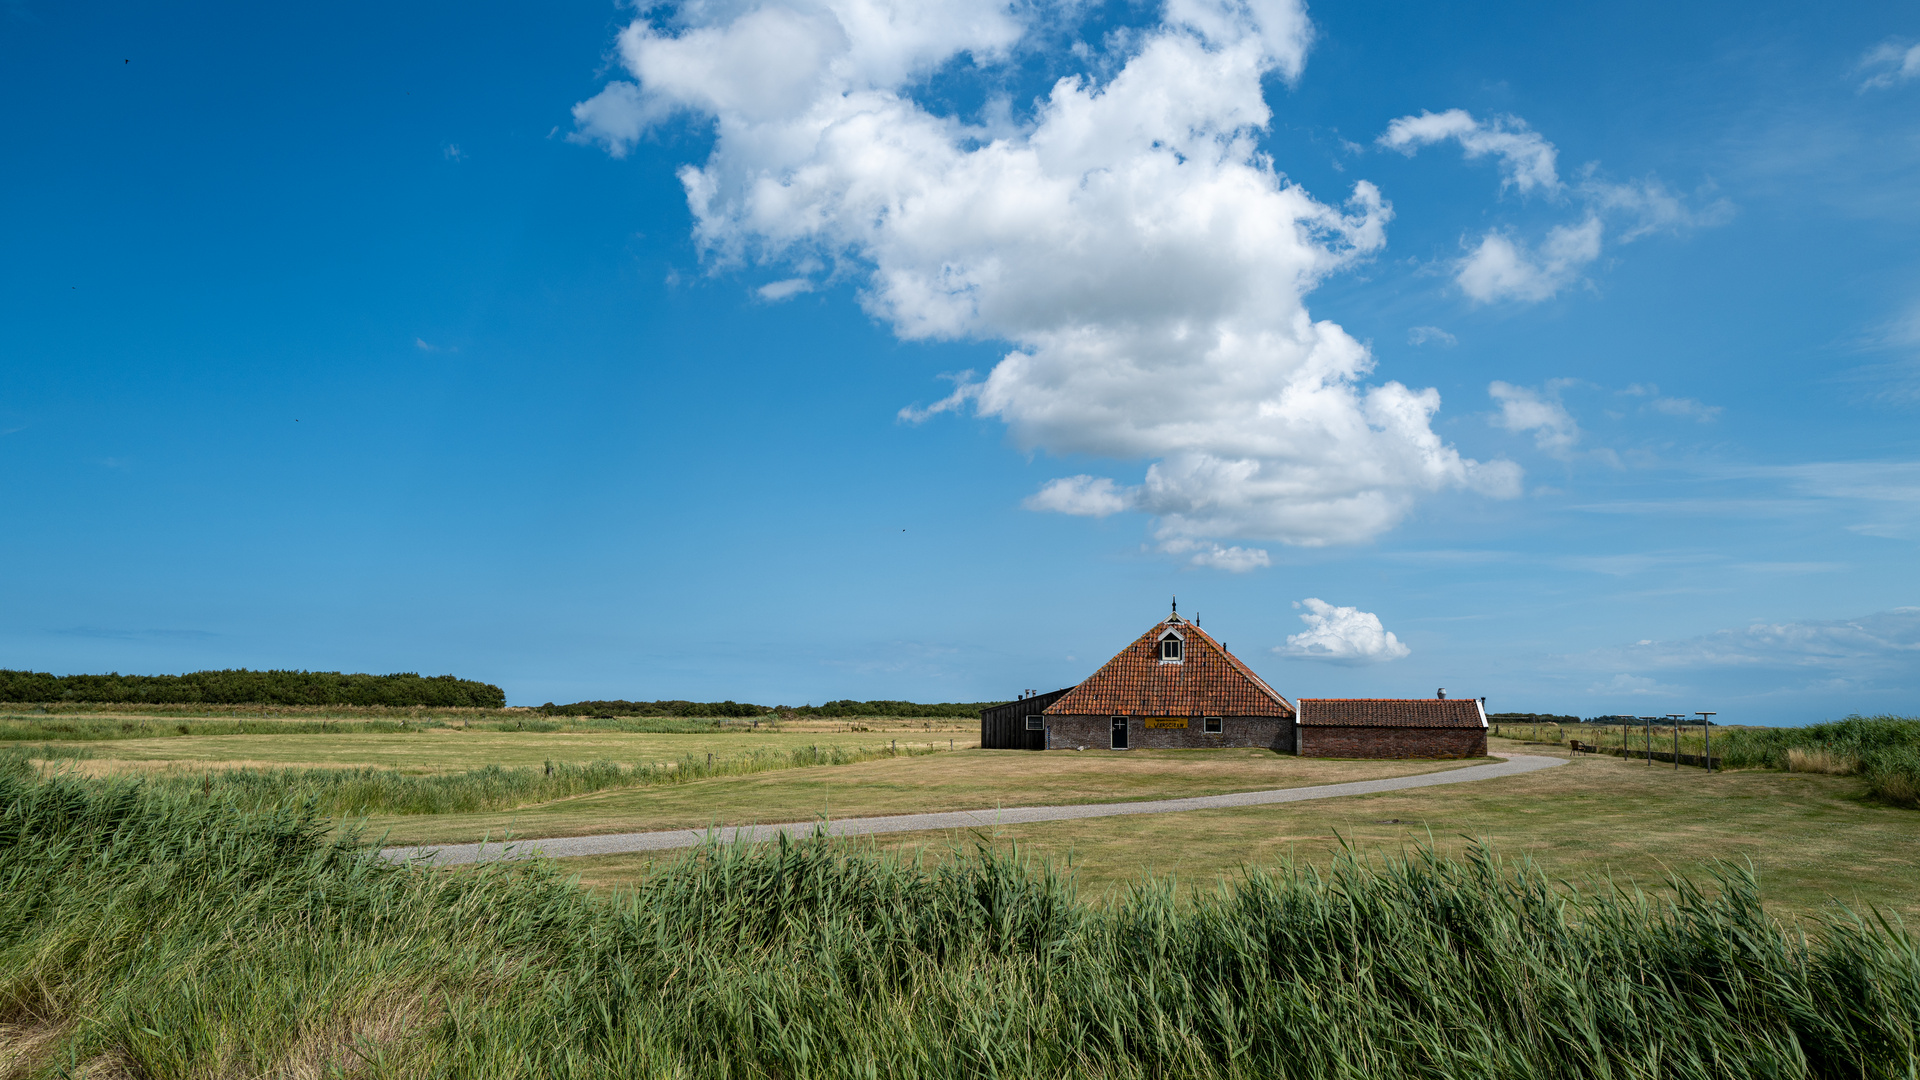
[{"x1": 381, "y1": 753, "x2": 1566, "y2": 867}]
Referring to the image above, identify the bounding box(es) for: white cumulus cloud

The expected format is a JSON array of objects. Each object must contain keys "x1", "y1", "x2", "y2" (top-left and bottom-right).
[
  {"x1": 575, "y1": 0, "x2": 1521, "y2": 553},
  {"x1": 1275, "y1": 597, "x2": 1410, "y2": 664}
]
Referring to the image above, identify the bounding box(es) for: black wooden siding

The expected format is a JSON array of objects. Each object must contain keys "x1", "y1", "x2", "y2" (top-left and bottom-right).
[{"x1": 980, "y1": 687, "x2": 1076, "y2": 750}]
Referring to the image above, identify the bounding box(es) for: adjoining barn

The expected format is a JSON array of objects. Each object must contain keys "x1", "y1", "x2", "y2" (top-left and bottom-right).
[
  {"x1": 980, "y1": 607, "x2": 1489, "y2": 759},
  {"x1": 1295, "y1": 697, "x2": 1488, "y2": 759},
  {"x1": 978, "y1": 687, "x2": 1074, "y2": 750}
]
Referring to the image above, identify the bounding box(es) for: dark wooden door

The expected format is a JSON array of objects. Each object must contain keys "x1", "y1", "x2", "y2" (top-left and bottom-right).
[{"x1": 1111, "y1": 716, "x2": 1128, "y2": 750}]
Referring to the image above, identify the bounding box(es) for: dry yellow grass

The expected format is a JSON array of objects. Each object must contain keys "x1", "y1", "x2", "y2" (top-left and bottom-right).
[
  {"x1": 1785, "y1": 746, "x2": 1857, "y2": 775},
  {"x1": 364, "y1": 748, "x2": 1481, "y2": 846}
]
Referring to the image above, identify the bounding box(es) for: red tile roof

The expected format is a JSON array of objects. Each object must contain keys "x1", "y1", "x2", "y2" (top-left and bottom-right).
[
  {"x1": 1297, "y1": 699, "x2": 1486, "y2": 729},
  {"x1": 1044, "y1": 617, "x2": 1295, "y2": 718}
]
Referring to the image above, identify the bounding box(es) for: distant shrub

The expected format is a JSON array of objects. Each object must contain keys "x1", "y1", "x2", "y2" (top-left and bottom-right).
[
  {"x1": 0, "y1": 669, "x2": 505, "y2": 708},
  {"x1": 1489, "y1": 712, "x2": 1582, "y2": 726},
  {"x1": 782, "y1": 699, "x2": 1009, "y2": 719}
]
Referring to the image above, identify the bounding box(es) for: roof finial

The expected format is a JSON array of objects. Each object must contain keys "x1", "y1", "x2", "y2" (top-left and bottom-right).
[{"x1": 1171, "y1": 595, "x2": 1177, "y2": 616}]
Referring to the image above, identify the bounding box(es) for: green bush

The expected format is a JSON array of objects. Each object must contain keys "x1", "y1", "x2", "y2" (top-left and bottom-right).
[
  {"x1": 4, "y1": 766, "x2": 1919, "y2": 1077},
  {"x1": 0, "y1": 668, "x2": 506, "y2": 708}
]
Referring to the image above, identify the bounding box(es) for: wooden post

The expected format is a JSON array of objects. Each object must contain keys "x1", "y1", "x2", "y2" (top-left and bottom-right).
[
  {"x1": 1698, "y1": 712, "x2": 1716, "y2": 773},
  {"x1": 1669, "y1": 715, "x2": 1682, "y2": 770}
]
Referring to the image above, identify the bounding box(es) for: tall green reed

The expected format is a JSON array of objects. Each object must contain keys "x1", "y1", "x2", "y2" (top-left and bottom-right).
[
  {"x1": 4, "y1": 765, "x2": 1917, "y2": 1078},
  {"x1": 1711, "y1": 716, "x2": 1920, "y2": 807}
]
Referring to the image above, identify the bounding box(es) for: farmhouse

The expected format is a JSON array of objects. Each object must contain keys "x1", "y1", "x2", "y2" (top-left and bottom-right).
[
  {"x1": 979, "y1": 608, "x2": 1489, "y2": 758},
  {"x1": 981, "y1": 610, "x2": 1296, "y2": 751}
]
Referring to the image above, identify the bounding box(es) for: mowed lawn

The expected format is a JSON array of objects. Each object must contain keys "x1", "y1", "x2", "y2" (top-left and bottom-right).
[
  {"x1": 360, "y1": 748, "x2": 1481, "y2": 845},
  {"x1": 559, "y1": 739, "x2": 1920, "y2": 922},
  {"x1": 60, "y1": 727, "x2": 958, "y2": 773}
]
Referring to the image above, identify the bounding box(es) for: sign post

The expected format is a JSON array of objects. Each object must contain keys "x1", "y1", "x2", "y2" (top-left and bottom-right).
[
  {"x1": 1697, "y1": 712, "x2": 1716, "y2": 773},
  {"x1": 1667, "y1": 714, "x2": 1685, "y2": 770}
]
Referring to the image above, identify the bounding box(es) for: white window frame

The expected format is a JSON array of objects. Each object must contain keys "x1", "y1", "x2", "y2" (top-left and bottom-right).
[
  {"x1": 1157, "y1": 627, "x2": 1186, "y2": 664},
  {"x1": 1203, "y1": 716, "x2": 1223, "y2": 734},
  {"x1": 1024, "y1": 714, "x2": 1043, "y2": 732}
]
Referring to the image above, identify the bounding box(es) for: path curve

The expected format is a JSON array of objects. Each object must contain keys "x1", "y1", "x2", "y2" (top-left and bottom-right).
[{"x1": 382, "y1": 753, "x2": 1566, "y2": 867}]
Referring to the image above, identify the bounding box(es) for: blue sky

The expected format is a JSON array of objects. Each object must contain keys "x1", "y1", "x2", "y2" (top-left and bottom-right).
[{"x1": 2, "y1": 0, "x2": 1916, "y2": 722}]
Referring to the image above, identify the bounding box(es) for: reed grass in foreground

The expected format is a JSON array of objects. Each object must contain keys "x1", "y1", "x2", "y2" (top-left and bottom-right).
[{"x1": 4, "y1": 766, "x2": 1919, "y2": 1078}]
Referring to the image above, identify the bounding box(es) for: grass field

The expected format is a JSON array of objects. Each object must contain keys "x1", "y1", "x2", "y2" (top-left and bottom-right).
[
  {"x1": 554, "y1": 736, "x2": 1920, "y2": 921},
  {"x1": 53, "y1": 726, "x2": 961, "y2": 773},
  {"x1": 14, "y1": 712, "x2": 1920, "y2": 921},
  {"x1": 356, "y1": 748, "x2": 1482, "y2": 845},
  {"x1": 7, "y1": 763, "x2": 1918, "y2": 1079}
]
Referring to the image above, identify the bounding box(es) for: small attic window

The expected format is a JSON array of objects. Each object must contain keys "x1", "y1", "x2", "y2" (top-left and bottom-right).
[{"x1": 1159, "y1": 636, "x2": 1183, "y2": 662}]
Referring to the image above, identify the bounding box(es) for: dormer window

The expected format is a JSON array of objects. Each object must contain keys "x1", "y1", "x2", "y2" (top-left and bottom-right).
[{"x1": 1158, "y1": 632, "x2": 1184, "y2": 662}]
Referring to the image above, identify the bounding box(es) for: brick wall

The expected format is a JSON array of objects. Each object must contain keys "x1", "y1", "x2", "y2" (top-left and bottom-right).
[
  {"x1": 1299, "y1": 726, "x2": 1486, "y2": 759},
  {"x1": 1045, "y1": 715, "x2": 1294, "y2": 751}
]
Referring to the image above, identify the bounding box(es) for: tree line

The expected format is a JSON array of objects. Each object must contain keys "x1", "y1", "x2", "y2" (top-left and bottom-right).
[{"x1": 0, "y1": 670, "x2": 506, "y2": 708}]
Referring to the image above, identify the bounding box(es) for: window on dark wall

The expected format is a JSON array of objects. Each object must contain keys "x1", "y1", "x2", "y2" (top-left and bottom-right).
[
  {"x1": 1025, "y1": 715, "x2": 1043, "y2": 731},
  {"x1": 1204, "y1": 716, "x2": 1222, "y2": 734}
]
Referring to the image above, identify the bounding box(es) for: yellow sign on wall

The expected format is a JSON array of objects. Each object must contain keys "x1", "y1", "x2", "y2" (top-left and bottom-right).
[{"x1": 1143, "y1": 718, "x2": 1188, "y2": 729}]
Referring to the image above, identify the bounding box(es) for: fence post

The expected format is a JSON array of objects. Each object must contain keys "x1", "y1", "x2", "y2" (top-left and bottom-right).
[{"x1": 1698, "y1": 712, "x2": 1715, "y2": 773}]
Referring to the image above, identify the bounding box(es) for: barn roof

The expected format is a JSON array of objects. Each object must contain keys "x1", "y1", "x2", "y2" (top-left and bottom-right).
[
  {"x1": 1297, "y1": 698, "x2": 1487, "y2": 729},
  {"x1": 1043, "y1": 616, "x2": 1295, "y2": 718}
]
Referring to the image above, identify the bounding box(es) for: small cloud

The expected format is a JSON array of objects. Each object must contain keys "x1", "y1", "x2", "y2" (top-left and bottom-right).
[
  {"x1": 1407, "y1": 325, "x2": 1456, "y2": 347},
  {"x1": 1623, "y1": 382, "x2": 1719, "y2": 420},
  {"x1": 1166, "y1": 541, "x2": 1271, "y2": 572},
  {"x1": 1489, "y1": 380, "x2": 1581, "y2": 457},
  {"x1": 757, "y1": 278, "x2": 814, "y2": 302},
  {"x1": 414, "y1": 338, "x2": 457, "y2": 353},
  {"x1": 898, "y1": 371, "x2": 983, "y2": 423},
  {"x1": 1023, "y1": 475, "x2": 1132, "y2": 517},
  {"x1": 1734, "y1": 562, "x2": 1847, "y2": 574},
  {"x1": 1579, "y1": 174, "x2": 1733, "y2": 241},
  {"x1": 1647, "y1": 395, "x2": 1721, "y2": 421},
  {"x1": 1275, "y1": 598, "x2": 1411, "y2": 665},
  {"x1": 1457, "y1": 218, "x2": 1601, "y2": 303},
  {"x1": 443, "y1": 143, "x2": 465, "y2": 162},
  {"x1": 1377, "y1": 109, "x2": 1561, "y2": 195},
  {"x1": 1857, "y1": 40, "x2": 1920, "y2": 91}
]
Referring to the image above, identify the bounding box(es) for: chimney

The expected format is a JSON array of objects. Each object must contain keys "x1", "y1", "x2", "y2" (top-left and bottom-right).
[{"x1": 1436, "y1": 688, "x2": 1447, "y2": 700}]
